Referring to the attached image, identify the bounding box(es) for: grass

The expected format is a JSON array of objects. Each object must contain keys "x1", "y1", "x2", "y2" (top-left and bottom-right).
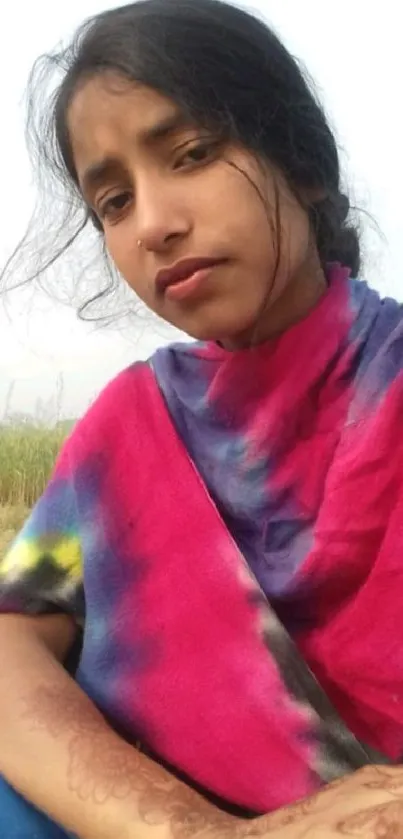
[
  {"x1": 0, "y1": 423, "x2": 69, "y2": 554},
  {"x1": 0, "y1": 504, "x2": 29, "y2": 554},
  {"x1": 0, "y1": 424, "x2": 66, "y2": 507}
]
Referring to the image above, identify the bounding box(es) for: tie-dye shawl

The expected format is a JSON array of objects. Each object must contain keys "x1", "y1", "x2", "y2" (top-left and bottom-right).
[{"x1": 1, "y1": 266, "x2": 403, "y2": 813}]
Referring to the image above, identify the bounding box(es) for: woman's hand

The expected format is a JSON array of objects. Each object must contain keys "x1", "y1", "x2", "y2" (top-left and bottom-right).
[
  {"x1": 119, "y1": 765, "x2": 403, "y2": 839},
  {"x1": 254, "y1": 765, "x2": 403, "y2": 838}
]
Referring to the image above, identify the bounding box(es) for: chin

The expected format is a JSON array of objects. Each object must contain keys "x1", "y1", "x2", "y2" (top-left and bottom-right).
[
  {"x1": 180, "y1": 318, "x2": 254, "y2": 346},
  {"x1": 170, "y1": 296, "x2": 261, "y2": 344}
]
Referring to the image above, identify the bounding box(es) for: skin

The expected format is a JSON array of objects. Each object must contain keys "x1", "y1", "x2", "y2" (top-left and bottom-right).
[
  {"x1": 17, "y1": 672, "x2": 403, "y2": 839},
  {"x1": 68, "y1": 73, "x2": 327, "y2": 349}
]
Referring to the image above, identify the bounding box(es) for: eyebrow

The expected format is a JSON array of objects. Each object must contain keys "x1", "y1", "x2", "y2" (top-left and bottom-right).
[{"x1": 80, "y1": 111, "x2": 190, "y2": 195}]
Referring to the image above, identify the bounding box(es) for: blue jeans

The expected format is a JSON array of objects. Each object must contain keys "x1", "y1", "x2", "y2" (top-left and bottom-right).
[{"x1": 0, "y1": 775, "x2": 74, "y2": 838}]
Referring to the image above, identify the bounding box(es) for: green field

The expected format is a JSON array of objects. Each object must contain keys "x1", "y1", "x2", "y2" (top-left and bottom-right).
[{"x1": 0, "y1": 423, "x2": 69, "y2": 553}]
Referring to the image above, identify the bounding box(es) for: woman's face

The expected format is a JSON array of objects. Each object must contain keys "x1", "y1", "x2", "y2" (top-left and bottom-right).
[{"x1": 68, "y1": 74, "x2": 320, "y2": 347}]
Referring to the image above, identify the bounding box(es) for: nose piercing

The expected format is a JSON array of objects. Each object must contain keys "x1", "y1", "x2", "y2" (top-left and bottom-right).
[{"x1": 137, "y1": 239, "x2": 142, "y2": 248}]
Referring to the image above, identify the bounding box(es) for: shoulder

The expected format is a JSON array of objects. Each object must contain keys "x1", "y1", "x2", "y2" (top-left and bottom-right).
[
  {"x1": 348, "y1": 278, "x2": 403, "y2": 363},
  {"x1": 56, "y1": 361, "x2": 152, "y2": 469},
  {"x1": 346, "y1": 278, "x2": 403, "y2": 417},
  {"x1": 58, "y1": 340, "x2": 205, "y2": 467},
  {"x1": 79, "y1": 360, "x2": 148, "y2": 427}
]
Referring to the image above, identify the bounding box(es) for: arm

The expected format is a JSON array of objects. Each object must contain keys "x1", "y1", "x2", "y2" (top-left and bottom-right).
[
  {"x1": 2, "y1": 615, "x2": 403, "y2": 839},
  {"x1": 0, "y1": 416, "x2": 274, "y2": 839},
  {"x1": 0, "y1": 612, "x2": 252, "y2": 839},
  {"x1": 256, "y1": 768, "x2": 403, "y2": 838}
]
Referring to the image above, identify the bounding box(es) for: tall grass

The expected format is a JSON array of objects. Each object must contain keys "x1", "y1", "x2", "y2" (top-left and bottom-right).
[{"x1": 0, "y1": 424, "x2": 67, "y2": 508}]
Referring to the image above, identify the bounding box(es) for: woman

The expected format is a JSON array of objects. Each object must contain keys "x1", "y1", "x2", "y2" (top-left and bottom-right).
[{"x1": 1, "y1": 0, "x2": 403, "y2": 836}]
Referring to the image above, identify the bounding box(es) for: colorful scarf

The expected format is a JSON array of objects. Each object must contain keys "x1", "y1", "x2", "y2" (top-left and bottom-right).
[{"x1": 1, "y1": 267, "x2": 403, "y2": 834}]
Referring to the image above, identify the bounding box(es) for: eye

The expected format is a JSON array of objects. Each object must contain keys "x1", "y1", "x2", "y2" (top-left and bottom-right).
[
  {"x1": 98, "y1": 191, "x2": 132, "y2": 222},
  {"x1": 174, "y1": 139, "x2": 219, "y2": 170}
]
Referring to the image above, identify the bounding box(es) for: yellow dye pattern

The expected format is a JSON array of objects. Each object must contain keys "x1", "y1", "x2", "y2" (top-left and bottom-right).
[{"x1": 0, "y1": 533, "x2": 82, "y2": 580}]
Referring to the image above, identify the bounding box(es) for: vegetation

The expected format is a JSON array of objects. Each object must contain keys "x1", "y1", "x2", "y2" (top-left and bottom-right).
[
  {"x1": 0, "y1": 424, "x2": 68, "y2": 508},
  {"x1": 0, "y1": 420, "x2": 72, "y2": 553}
]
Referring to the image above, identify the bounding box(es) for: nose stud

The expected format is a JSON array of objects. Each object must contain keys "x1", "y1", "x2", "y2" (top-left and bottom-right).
[{"x1": 137, "y1": 239, "x2": 142, "y2": 248}]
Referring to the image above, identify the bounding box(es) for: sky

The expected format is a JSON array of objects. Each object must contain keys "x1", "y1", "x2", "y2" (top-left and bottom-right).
[{"x1": 0, "y1": 0, "x2": 401, "y2": 420}]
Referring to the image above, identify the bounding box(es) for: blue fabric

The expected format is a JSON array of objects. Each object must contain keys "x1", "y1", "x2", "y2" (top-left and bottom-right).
[{"x1": 0, "y1": 775, "x2": 72, "y2": 838}]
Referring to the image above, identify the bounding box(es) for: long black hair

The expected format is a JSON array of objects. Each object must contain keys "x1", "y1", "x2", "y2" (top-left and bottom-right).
[{"x1": 3, "y1": 0, "x2": 360, "y2": 318}]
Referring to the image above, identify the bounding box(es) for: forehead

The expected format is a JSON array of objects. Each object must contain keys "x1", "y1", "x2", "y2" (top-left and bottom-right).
[{"x1": 67, "y1": 74, "x2": 185, "y2": 182}]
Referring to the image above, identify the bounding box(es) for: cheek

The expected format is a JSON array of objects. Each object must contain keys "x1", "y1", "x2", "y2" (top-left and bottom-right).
[
  {"x1": 105, "y1": 230, "x2": 145, "y2": 295},
  {"x1": 280, "y1": 202, "x2": 311, "y2": 264}
]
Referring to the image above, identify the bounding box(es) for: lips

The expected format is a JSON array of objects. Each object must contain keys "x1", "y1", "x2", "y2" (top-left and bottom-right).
[{"x1": 155, "y1": 257, "x2": 224, "y2": 294}]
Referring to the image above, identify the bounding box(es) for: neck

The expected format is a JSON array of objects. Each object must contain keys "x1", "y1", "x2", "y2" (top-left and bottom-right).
[{"x1": 222, "y1": 254, "x2": 328, "y2": 351}]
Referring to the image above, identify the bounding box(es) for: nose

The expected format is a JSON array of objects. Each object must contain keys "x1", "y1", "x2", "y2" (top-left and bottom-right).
[{"x1": 135, "y1": 180, "x2": 191, "y2": 254}]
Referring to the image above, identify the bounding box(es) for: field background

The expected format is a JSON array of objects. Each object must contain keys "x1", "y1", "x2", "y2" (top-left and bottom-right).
[{"x1": 0, "y1": 421, "x2": 71, "y2": 555}]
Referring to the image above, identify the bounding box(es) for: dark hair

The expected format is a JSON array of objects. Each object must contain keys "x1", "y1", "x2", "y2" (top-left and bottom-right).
[{"x1": 3, "y1": 0, "x2": 360, "y2": 317}]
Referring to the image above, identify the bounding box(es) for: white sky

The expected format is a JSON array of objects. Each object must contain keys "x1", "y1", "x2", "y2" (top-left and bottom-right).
[{"x1": 0, "y1": 0, "x2": 401, "y2": 419}]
